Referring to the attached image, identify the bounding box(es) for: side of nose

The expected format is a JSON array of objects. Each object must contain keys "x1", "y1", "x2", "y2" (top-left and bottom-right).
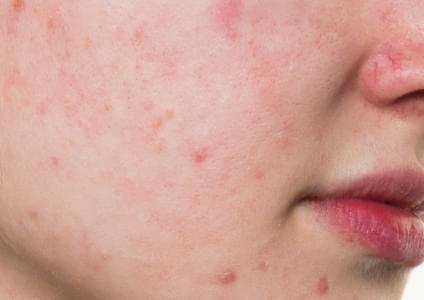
[{"x1": 358, "y1": 41, "x2": 424, "y2": 106}]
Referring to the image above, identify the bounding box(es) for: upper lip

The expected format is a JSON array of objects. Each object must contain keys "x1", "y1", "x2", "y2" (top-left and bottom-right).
[{"x1": 306, "y1": 168, "x2": 424, "y2": 217}]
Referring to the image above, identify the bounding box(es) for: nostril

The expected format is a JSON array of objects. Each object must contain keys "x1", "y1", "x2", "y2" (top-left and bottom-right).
[
  {"x1": 396, "y1": 89, "x2": 424, "y2": 103},
  {"x1": 359, "y1": 41, "x2": 424, "y2": 106}
]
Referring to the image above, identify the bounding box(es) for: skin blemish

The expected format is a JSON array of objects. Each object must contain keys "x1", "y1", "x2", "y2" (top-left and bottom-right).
[
  {"x1": 253, "y1": 168, "x2": 266, "y2": 181},
  {"x1": 143, "y1": 101, "x2": 154, "y2": 112},
  {"x1": 132, "y1": 26, "x2": 145, "y2": 47},
  {"x1": 152, "y1": 117, "x2": 163, "y2": 130},
  {"x1": 11, "y1": 0, "x2": 25, "y2": 13},
  {"x1": 27, "y1": 210, "x2": 39, "y2": 223},
  {"x1": 49, "y1": 156, "x2": 61, "y2": 169},
  {"x1": 165, "y1": 109, "x2": 175, "y2": 120},
  {"x1": 255, "y1": 261, "x2": 269, "y2": 272},
  {"x1": 191, "y1": 146, "x2": 209, "y2": 165},
  {"x1": 212, "y1": 0, "x2": 243, "y2": 41},
  {"x1": 217, "y1": 270, "x2": 237, "y2": 286},
  {"x1": 317, "y1": 276, "x2": 330, "y2": 296}
]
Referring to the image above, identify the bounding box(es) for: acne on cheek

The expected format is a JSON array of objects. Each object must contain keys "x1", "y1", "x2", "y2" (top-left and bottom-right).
[{"x1": 317, "y1": 276, "x2": 330, "y2": 296}]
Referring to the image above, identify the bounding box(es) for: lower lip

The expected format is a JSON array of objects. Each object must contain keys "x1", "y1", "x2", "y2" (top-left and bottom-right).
[{"x1": 312, "y1": 198, "x2": 424, "y2": 266}]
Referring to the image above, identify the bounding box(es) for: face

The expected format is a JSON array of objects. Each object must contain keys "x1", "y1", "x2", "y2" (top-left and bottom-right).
[{"x1": 2, "y1": 0, "x2": 424, "y2": 299}]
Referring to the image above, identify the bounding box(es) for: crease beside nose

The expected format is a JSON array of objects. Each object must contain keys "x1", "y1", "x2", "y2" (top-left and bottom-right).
[{"x1": 358, "y1": 41, "x2": 424, "y2": 105}]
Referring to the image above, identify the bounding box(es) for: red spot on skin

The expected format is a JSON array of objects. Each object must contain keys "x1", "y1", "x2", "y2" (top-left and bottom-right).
[
  {"x1": 132, "y1": 27, "x2": 145, "y2": 46},
  {"x1": 192, "y1": 147, "x2": 209, "y2": 165},
  {"x1": 213, "y1": 0, "x2": 243, "y2": 41},
  {"x1": 11, "y1": 0, "x2": 25, "y2": 13},
  {"x1": 28, "y1": 210, "x2": 39, "y2": 222},
  {"x1": 143, "y1": 101, "x2": 154, "y2": 112},
  {"x1": 152, "y1": 117, "x2": 163, "y2": 130},
  {"x1": 165, "y1": 109, "x2": 175, "y2": 120},
  {"x1": 255, "y1": 261, "x2": 269, "y2": 272},
  {"x1": 254, "y1": 168, "x2": 265, "y2": 180},
  {"x1": 217, "y1": 270, "x2": 237, "y2": 285},
  {"x1": 317, "y1": 277, "x2": 329, "y2": 296},
  {"x1": 49, "y1": 156, "x2": 61, "y2": 169}
]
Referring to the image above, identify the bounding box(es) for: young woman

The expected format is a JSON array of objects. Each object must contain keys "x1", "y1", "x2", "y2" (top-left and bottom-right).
[{"x1": 1, "y1": 0, "x2": 424, "y2": 299}]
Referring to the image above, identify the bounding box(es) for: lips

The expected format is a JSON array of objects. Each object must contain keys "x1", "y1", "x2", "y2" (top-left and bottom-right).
[{"x1": 307, "y1": 169, "x2": 424, "y2": 266}]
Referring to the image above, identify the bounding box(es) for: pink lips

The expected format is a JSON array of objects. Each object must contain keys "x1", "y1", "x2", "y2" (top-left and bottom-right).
[{"x1": 309, "y1": 169, "x2": 424, "y2": 266}]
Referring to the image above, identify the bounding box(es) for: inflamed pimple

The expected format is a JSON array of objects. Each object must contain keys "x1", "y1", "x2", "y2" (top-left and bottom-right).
[
  {"x1": 217, "y1": 270, "x2": 237, "y2": 285},
  {"x1": 317, "y1": 276, "x2": 330, "y2": 296},
  {"x1": 191, "y1": 146, "x2": 209, "y2": 165}
]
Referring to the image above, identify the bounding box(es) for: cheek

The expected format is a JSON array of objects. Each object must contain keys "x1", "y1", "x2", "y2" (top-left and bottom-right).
[{"x1": 2, "y1": 0, "x2": 304, "y2": 260}]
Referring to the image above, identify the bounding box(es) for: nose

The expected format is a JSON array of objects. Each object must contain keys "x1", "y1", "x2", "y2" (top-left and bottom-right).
[{"x1": 359, "y1": 40, "x2": 424, "y2": 107}]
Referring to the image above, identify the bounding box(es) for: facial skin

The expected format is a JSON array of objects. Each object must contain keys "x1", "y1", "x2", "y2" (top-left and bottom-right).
[{"x1": 1, "y1": 0, "x2": 424, "y2": 299}]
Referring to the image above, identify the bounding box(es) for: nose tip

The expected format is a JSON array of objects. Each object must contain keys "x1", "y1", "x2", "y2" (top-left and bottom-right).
[{"x1": 359, "y1": 41, "x2": 424, "y2": 105}]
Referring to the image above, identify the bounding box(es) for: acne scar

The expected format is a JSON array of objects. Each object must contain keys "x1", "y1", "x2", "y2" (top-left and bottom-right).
[
  {"x1": 317, "y1": 276, "x2": 329, "y2": 296},
  {"x1": 212, "y1": 0, "x2": 243, "y2": 41},
  {"x1": 11, "y1": 0, "x2": 25, "y2": 13},
  {"x1": 191, "y1": 146, "x2": 209, "y2": 165},
  {"x1": 217, "y1": 270, "x2": 237, "y2": 285}
]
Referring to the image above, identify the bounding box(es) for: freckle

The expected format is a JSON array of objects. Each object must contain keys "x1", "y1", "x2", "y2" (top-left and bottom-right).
[
  {"x1": 11, "y1": 0, "x2": 25, "y2": 13},
  {"x1": 217, "y1": 270, "x2": 237, "y2": 285},
  {"x1": 143, "y1": 101, "x2": 154, "y2": 112},
  {"x1": 192, "y1": 147, "x2": 209, "y2": 165},
  {"x1": 317, "y1": 276, "x2": 329, "y2": 296}
]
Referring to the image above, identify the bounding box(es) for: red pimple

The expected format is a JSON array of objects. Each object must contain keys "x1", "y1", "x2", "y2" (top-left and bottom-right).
[
  {"x1": 152, "y1": 117, "x2": 163, "y2": 130},
  {"x1": 214, "y1": 0, "x2": 243, "y2": 41},
  {"x1": 132, "y1": 27, "x2": 145, "y2": 46},
  {"x1": 218, "y1": 270, "x2": 237, "y2": 285},
  {"x1": 11, "y1": 0, "x2": 25, "y2": 13},
  {"x1": 49, "y1": 156, "x2": 61, "y2": 169},
  {"x1": 192, "y1": 147, "x2": 209, "y2": 165},
  {"x1": 317, "y1": 276, "x2": 329, "y2": 296}
]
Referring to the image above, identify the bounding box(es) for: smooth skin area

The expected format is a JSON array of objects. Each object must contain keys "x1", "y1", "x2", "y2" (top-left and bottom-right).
[{"x1": 1, "y1": 0, "x2": 424, "y2": 299}]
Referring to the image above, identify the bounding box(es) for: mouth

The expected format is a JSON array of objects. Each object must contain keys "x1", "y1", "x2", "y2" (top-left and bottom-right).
[{"x1": 304, "y1": 168, "x2": 424, "y2": 267}]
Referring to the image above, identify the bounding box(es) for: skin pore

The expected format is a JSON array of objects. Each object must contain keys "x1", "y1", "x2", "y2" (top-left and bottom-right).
[{"x1": 1, "y1": 0, "x2": 424, "y2": 299}]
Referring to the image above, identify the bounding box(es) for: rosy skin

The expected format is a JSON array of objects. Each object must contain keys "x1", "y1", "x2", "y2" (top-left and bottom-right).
[{"x1": 1, "y1": 0, "x2": 424, "y2": 299}]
